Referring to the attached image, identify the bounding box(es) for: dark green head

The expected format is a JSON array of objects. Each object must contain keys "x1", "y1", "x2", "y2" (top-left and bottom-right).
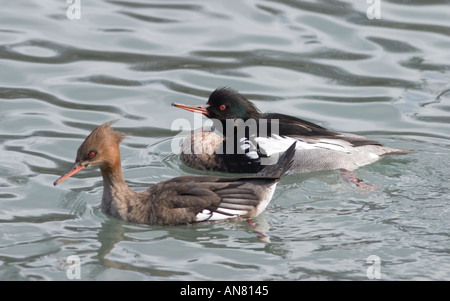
[
  {"x1": 205, "y1": 88, "x2": 261, "y2": 121},
  {"x1": 172, "y1": 88, "x2": 261, "y2": 121}
]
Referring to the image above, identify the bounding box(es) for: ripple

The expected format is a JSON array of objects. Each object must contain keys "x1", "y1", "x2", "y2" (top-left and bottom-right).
[
  {"x1": 0, "y1": 193, "x2": 18, "y2": 199},
  {"x1": 0, "y1": 213, "x2": 75, "y2": 224},
  {"x1": 304, "y1": 95, "x2": 393, "y2": 103},
  {"x1": 351, "y1": 15, "x2": 450, "y2": 37},
  {"x1": 12, "y1": 45, "x2": 59, "y2": 58},
  {"x1": 400, "y1": 56, "x2": 450, "y2": 72},
  {"x1": 366, "y1": 37, "x2": 420, "y2": 53},
  {"x1": 0, "y1": 40, "x2": 64, "y2": 63},
  {"x1": 93, "y1": 28, "x2": 135, "y2": 33},
  {"x1": 120, "y1": 12, "x2": 177, "y2": 24},
  {"x1": 0, "y1": 87, "x2": 143, "y2": 120},
  {"x1": 106, "y1": 0, "x2": 226, "y2": 19},
  {"x1": 0, "y1": 39, "x2": 421, "y2": 89},
  {"x1": 107, "y1": 0, "x2": 202, "y2": 10},
  {"x1": 74, "y1": 75, "x2": 147, "y2": 87},
  {"x1": 189, "y1": 49, "x2": 420, "y2": 89},
  {"x1": 268, "y1": 0, "x2": 450, "y2": 37}
]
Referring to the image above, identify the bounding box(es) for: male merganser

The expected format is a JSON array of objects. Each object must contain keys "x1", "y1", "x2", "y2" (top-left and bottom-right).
[
  {"x1": 172, "y1": 87, "x2": 413, "y2": 177},
  {"x1": 53, "y1": 121, "x2": 295, "y2": 226}
]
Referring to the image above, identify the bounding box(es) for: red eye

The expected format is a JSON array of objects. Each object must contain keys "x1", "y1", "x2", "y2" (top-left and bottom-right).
[
  {"x1": 219, "y1": 104, "x2": 226, "y2": 111},
  {"x1": 88, "y1": 151, "x2": 96, "y2": 159}
]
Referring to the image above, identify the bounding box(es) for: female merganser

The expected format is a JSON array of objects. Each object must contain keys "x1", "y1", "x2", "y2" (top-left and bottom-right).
[
  {"x1": 53, "y1": 121, "x2": 295, "y2": 226},
  {"x1": 172, "y1": 87, "x2": 413, "y2": 176}
]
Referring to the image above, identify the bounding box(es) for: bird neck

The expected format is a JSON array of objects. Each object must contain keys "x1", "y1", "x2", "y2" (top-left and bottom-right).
[{"x1": 100, "y1": 161, "x2": 136, "y2": 221}]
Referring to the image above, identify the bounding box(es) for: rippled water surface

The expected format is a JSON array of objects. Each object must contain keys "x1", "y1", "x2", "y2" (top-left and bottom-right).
[{"x1": 1, "y1": 0, "x2": 449, "y2": 281}]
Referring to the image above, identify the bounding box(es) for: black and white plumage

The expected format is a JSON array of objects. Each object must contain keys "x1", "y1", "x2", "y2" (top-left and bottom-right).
[{"x1": 172, "y1": 87, "x2": 413, "y2": 175}]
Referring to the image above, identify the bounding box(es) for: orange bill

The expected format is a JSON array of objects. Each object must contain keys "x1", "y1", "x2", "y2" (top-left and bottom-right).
[
  {"x1": 54, "y1": 162, "x2": 86, "y2": 186},
  {"x1": 171, "y1": 102, "x2": 209, "y2": 115}
]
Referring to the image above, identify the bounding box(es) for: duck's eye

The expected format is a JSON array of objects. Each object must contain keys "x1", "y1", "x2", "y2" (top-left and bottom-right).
[
  {"x1": 88, "y1": 151, "x2": 96, "y2": 159},
  {"x1": 219, "y1": 104, "x2": 226, "y2": 111}
]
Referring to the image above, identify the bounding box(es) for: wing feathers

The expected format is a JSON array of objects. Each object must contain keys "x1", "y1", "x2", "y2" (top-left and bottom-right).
[
  {"x1": 221, "y1": 198, "x2": 259, "y2": 207},
  {"x1": 151, "y1": 179, "x2": 270, "y2": 223}
]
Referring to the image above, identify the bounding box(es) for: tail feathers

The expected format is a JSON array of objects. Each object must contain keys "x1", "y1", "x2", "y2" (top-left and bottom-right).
[{"x1": 256, "y1": 142, "x2": 296, "y2": 178}]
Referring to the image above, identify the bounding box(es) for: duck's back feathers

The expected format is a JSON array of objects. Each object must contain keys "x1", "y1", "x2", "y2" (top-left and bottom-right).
[
  {"x1": 263, "y1": 113, "x2": 336, "y2": 137},
  {"x1": 262, "y1": 113, "x2": 384, "y2": 147},
  {"x1": 142, "y1": 142, "x2": 295, "y2": 224},
  {"x1": 142, "y1": 176, "x2": 277, "y2": 224}
]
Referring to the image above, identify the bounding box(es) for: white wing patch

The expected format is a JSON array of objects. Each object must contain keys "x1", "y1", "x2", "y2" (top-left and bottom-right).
[
  {"x1": 239, "y1": 137, "x2": 260, "y2": 160},
  {"x1": 196, "y1": 210, "x2": 236, "y2": 222},
  {"x1": 255, "y1": 135, "x2": 298, "y2": 156},
  {"x1": 195, "y1": 184, "x2": 277, "y2": 222},
  {"x1": 255, "y1": 134, "x2": 352, "y2": 156},
  {"x1": 196, "y1": 208, "x2": 246, "y2": 222}
]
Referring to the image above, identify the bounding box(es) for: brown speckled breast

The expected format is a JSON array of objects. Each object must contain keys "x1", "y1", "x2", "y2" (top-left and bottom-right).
[{"x1": 180, "y1": 127, "x2": 224, "y2": 171}]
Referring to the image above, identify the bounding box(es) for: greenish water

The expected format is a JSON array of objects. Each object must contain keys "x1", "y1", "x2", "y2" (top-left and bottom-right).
[{"x1": 0, "y1": 0, "x2": 449, "y2": 281}]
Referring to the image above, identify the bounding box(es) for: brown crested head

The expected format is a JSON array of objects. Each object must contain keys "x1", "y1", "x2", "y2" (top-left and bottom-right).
[
  {"x1": 54, "y1": 120, "x2": 125, "y2": 185},
  {"x1": 76, "y1": 120, "x2": 125, "y2": 166}
]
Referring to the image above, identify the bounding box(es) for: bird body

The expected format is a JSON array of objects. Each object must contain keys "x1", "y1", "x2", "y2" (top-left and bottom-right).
[
  {"x1": 173, "y1": 87, "x2": 413, "y2": 174},
  {"x1": 54, "y1": 121, "x2": 295, "y2": 225}
]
